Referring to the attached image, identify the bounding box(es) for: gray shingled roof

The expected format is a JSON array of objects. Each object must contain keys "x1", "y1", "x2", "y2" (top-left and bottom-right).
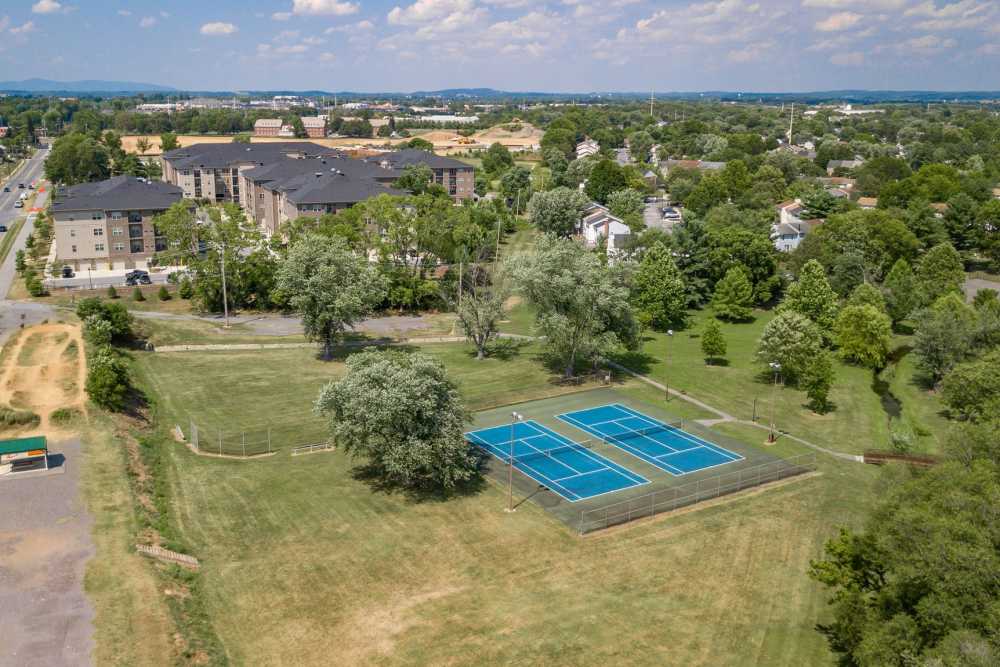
[
  {"x1": 243, "y1": 156, "x2": 405, "y2": 205},
  {"x1": 363, "y1": 149, "x2": 472, "y2": 173},
  {"x1": 51, "y1": 176, "x2": 183, "y2": 213},
  {"x1": 162, "y1": 141, "x2": 338, "y2": 170}
]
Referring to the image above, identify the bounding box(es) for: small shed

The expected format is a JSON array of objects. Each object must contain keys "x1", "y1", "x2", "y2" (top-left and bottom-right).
[{"x1": 0, "y1": 435, "x2": 48, "y2": 474}]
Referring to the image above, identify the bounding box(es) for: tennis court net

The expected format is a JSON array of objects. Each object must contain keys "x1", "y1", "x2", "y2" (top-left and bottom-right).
[
  {"x1": 603, "y1": 421, "x2": 683, "y2": 444},
  {"x1": 480, "y1": 440, "x2": 596, "y2": 467}
]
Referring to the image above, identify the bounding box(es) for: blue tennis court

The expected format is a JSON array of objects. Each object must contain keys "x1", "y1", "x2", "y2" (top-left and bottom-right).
[
  {"x1": 557, "y1": 404, "x2": 744, "y2": 476},
  {"x1": 465, "y1": 420, "x2": 648, "y2": 502}
]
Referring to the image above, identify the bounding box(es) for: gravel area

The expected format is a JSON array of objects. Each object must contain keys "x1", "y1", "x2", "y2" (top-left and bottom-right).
[{"x1": 0, "y1": 438, "x2": 94, "y2": 667}]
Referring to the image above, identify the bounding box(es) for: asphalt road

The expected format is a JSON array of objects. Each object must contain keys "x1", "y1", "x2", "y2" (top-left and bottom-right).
[{"x1": 0, "y1": 148, "x2": 49, "y2": 300}]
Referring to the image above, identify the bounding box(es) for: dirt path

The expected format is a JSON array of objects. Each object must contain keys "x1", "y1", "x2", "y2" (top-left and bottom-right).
[{"x1": 0, "y1": 323, "x2": 87, "y2": 434}]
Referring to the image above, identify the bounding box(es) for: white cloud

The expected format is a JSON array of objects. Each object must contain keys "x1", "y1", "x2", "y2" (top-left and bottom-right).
[
  {"x1": 904, "y1": 0, "x2": 995, "y2": 31},
  {"x1": 830, "y1": 50, "x2": 864, "y2": 65},
  {"x1": 727, "y1": 40, "x2": 776, "y2": 62},
  {"x1": 139, "y1": 16, "x2": 157, "y2": 28},
  {"x1": 200, "y1": 22, "x2": 238, "y2": 35},
  {"x1": 896, "y1": 33, "x2": 958, "y2": 53},
  {"x1": 319, "y1": 51, "x2": 337, "y2": 61},
  {"x1": 272, "y1": 11, "x2": 292, "y2": 20},
  {"x1": 976, "y1": 42, "x2": 1000, "y2": 54},
  {"x1": 276, "y1": 29, "x2": 301, "y2": 40},
  {"x1": 814, "y1": 11, "x2": 862, "y2": 31},
  {"x1": 325, "y1": 19, "x2": 375, "y2": 32},
  {"x1": 0, "y1": 16, "x2": 9, "y2": 31},
  {"x1": 802, "y1": 0, "x2": 905, "y2": 8},
  {"x1": 388, "y1": 0, "x2": 477, "y2": 25},
  {"x1": 292, "y1": 0, "x2": 360, "y2": 16},
  {"x1": 483, "y1": 0, "x2": 531, "y2": 7},
  {"x1": 117, "y1": 9, "x2": 131, "y2": 16},
  {"x1": 275, "y1": 43, "x2": 309, "y2": 53},
  {"x1": 10, "y1": 21, "x2": 36, "y2": 34},
  {"x1": 32, "y1": 0, "x2": 62, "y2": 14},
  {"x1": 302, "y1": 36, "x2": 325, "y2": 45},
  {"x1": 160, "y1": 11, "x2": 169, "y2": 18}
]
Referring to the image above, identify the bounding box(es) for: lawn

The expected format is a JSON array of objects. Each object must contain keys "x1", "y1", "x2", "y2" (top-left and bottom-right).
[
  {"x1": 131, "y1": 340, "x2": 875, "y2": 666},
  {"x1": 614, "y1": 309, "x2": 948, "y2": 456}
]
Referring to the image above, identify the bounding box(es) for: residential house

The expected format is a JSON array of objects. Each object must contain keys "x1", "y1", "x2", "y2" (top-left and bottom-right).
[
  {"x1": 991, "y1": 187, "x2": 1000, "y2": 200},
  {"x1": 576, "y1": 138, "x2": 600, "y2": 159},
  {"x1": 857, "y1": 196, "x2": 878, "y2": 209},
  {"x1": 771, "y1": 200, "x2": 821, "y2": 252},
  {"x1": 826, "y1": 159, "x2": 864, "y2": 175},
  {"x1": 51, "y1": 175, "x2": 183, "y2": 270},
  {"x1": 579, "y1": 202, "x2": 631, "y2": 256},
  {"x1": 254, "y1": 119, "x2": 283, "y2": 137}
]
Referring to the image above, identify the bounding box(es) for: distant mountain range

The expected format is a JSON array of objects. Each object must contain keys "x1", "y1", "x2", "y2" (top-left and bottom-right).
[
  {"x1": 0, "y1": 78, "x2": 177, "y2": 93},
  {"x1": 1, "y1": 81, "x2": 998, "y2": 102}
]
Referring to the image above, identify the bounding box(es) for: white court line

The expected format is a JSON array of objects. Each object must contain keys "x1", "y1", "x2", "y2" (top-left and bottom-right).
[
  {"x1": 521, "y1": 420, "x2": 647, "y2": 483},
  {"x1": 612, "y1": 404, "x2": 744, "y2": 461},
  {"x1": 558, "y1": 412, "x2": 687, "y2": 475}
]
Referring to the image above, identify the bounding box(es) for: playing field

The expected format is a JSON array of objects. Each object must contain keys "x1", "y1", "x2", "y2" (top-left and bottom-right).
[{"x1": 132, "y1": 343, "x2": 876, "y2": 665}]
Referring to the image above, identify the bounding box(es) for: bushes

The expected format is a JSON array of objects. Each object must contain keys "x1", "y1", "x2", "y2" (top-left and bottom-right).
[
  {"x1": 75, "y1": 297, "x2": 133, "y2": 341},
  {"x1": 158, "y1": 285, "x2": 171, "y2": 301},
  {"x1": 85, "y1": 346, "x2": 131, "y2": 411},
  {"x1": 178, "y1": 277, "x2": 194, "y2": 300},
  {"x1": 133, "y1": 287, "x2": 145, "y2": 302},
  {"x1": 0, "y1": 405, "x2": 41, "y2": 429}
]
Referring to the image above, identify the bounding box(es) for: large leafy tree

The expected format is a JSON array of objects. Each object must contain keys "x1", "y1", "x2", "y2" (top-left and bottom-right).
[
  {"x1": 755, "y1": 311, "x2": 824, "y2": 383},
  {"x1": 781, "y1": 259, "x2": 840, "y2": 339},
  {"x1": 916, "y1": 242, "x2": 965, "y2": 307},
  {"x1": 585, "y1": 159, "x2": 627, "y2": 204},
  {"x1": 941, "y1": 350, "x2": 1000, "y2": 420},
  {"x1": 512, "y1": 235, "x2": 639, "y2": 377},
  {"x1": 526, "y1": 187, "x2": 588, "y2": 237},
  {"x1": 276, "y1": 234, "x2": 387, "y2": 359},
  {"x1": 882, "y1": 258, "x2": 919, "y2": 325},
  {"x1": 315, "y1": 349, "x2": 477, "y2": 491},
  {"x1": 500, "y1": 166, "x2": 532, "y2": 211},
  {"x1": 809, "y1": 461, "x2": 1000, "y2": 666},
  {"x1": 482, "y1": 142, "x2": 514, "y2": 174},
  {"x1": 835, "y1": 304, "x2": 892, "y2": 369},
  {"x1": 913, "y1": 294, "x2": 978, "y2": 384},
  {"x1": 631, "y1": 242, "x2": 687, "y2": 330},
  {"x1": 394, "y1": 163, "x2": 435, "y2": 195},
  {"x1": 711, "y1": 265, "x2": 754, "y2": 321},
  {"x1": 456, "y1": 263, "x2": 509, "y2": 360},
  {"x1": 44, "y1": 132, "x2": 111, "y2": 184}
]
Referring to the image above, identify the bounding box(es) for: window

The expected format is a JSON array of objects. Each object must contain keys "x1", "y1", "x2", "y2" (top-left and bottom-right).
[
  {"x1": 128, "y1": 212, "x2": 143, "y2": 223},
  {"x1": 113, "y1": 243, "x2": 125, "y2": 252},
  {"x1": 112, "y1": 227, "x2": 123, "y2": 236},
  {"x1": 259, "y1": 193, "x2": 265, "y2": 199},
  {"x1": 95, "y1": 243, "x2": 105, "y2": 252},
  {"x1": 129, "y1": 224, "x2": 144, "y2": 239},
  {"x1": 93, "y1": 228, "x2": 104, "y2": 237},
  {"x1": 91, "y1": 212, "x2": 103, "y2": 220},
  {"x1": 71, "y1": 245, "x2": 77, "y2": 253},
  {"x1": 111, "y1": 212, "x2": 123, "y2": 220},
  {"x1": 130, "y1": 239, "x2": 144, "y2": 253},
  {"x1": 69, "y1": 229, "x2": 76, "y2": 237}
]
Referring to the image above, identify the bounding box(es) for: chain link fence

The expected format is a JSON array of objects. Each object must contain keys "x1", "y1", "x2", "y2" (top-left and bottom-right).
[{"x1": 185, "y1": 419, "x2": 331, "y2": 458}]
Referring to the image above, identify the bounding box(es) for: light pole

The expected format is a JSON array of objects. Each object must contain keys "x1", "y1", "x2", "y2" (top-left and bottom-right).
[
  {"x1": 768, "y1": 362, "x2": 781, "y2": 443},
  {"x1": 507, "y1": 411, "x2": 524, "y2": 513},
  {"x1": 217, "y1": 241, "x2": 230, "y2": 329},
  {"x1": 664, "y1": 329, "x2": 674, "y2": 401}
]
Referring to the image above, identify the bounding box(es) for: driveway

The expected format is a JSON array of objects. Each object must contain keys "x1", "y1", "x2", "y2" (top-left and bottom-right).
[{"x1": 0, "y1": 438, "x2": 95, "y2": 667}]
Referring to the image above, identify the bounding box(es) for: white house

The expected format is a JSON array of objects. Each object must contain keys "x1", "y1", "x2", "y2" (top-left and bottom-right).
[
  {"x1": 771, "y1": 199, "x2": 818, "y2": 252},
  {"x1": 579, "y1": 203, "x2": 632, "y2": 256},
  {"x1": 576, "y1": 138, "x2": 600, "y2": 159}
]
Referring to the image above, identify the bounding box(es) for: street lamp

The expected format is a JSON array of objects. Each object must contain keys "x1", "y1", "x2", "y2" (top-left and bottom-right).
[
  {"x1": 664, "y1": 329, "x2": 674, "y2": 401},
  {"x1": 507, "y1": 411, "x2": 524, "y2": 513},
  {"x1": 768, "y1": 362, "x2": 781, "y2": 443}
]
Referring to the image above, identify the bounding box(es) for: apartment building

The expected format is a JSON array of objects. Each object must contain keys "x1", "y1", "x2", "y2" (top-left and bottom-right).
[
  {"x1": 51, "y1": 176, "x2": 183, "y2": 270},
  {"x1": 254, "y1": 118, "x2": 282, "y2": 137},
  {"x1": 241, "y1": 156, "x2": 404, "y2": 236},
  {"x1": 362, "y1": 149, "x2": 474, "y2": 201},
  {"x1": 302, "y1": 116, "x2": 328, "y2": 138},
  {"x1": 160, "y1": 142, "x2": 337, "y2": 202}
]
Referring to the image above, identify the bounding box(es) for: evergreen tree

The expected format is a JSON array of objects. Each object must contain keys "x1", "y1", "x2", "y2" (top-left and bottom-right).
[
  {"x1": 882, "y1": 258, "x2": 918, "y2": 325},
  {"x1": 711, "y1": 265, "x2": 754, "y2": 321},
  {"x1": 846, "y1": 282, "x2": 887, "y2": 313},
  {"x1": 700, "y1": 318, "x2": 727, "y2": 364},
  {"x1": 631, "y1": 242, "x2": 687, "y2": 330},
  {"x1": 916, "y1": 242, "x2": 964, "y2": 307},
  {"x1": 781, "y1": 259, "x2": 839, "y2": 338}
]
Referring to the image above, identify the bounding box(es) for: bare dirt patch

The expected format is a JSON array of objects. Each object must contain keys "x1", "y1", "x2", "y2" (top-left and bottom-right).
[{"x1": 0, "y1": 323, "x2": 88, "y2": 436}]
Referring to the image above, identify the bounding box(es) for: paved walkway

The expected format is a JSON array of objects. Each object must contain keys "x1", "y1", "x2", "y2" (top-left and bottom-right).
[{"x1": 0, "y1": 438, "x2": 96, "y2": 667}]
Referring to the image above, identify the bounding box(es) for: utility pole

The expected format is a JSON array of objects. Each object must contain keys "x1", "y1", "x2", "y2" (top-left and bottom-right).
[
  {"x1": 787, "y1": 103, "x2": 795, "y2": 145},
  {"x1": 650, "y1": 89, "x2": 654, "y2": 117},
  {"x1": 507, "y1": 412, "x2": 524, "y2": 512},
  {"x1": 219, "y1": 242, "x2": 230, "y2": 329},
  {"x1": 664, "y1": 329, "x2": 674, "y2": 401},
  {"x1": 768, "y1": 362, "x2": 781, "y2": 443}
]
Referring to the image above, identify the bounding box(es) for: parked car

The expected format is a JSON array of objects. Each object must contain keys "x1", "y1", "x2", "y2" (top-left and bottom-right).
[
  {"x1": 661, "y1": 206, "x2": 682, "y2": 221},
  {"x1": 28, "y1": 184, "x2": 34, "y2": 190},
  {"x1": 0, "y1": 225, "x2": 8, "y2": 233},
  {"x1": 125, "y1": 269, "x2": 152, "y2": 286},
  {"x1": 61, "y1": 266, "x2": 75, "y2": 278},
  {"x1": 2, "y1": 186, "x2": 9, "y2": 192},
  {"x1": 17, "y1": 183, "x2": 24, "y2": 189}
]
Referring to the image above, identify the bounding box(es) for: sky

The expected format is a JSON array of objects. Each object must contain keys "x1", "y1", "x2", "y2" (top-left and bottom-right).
[{"x1": 0, "y1": 0, "x2": 998, "y2": 92}]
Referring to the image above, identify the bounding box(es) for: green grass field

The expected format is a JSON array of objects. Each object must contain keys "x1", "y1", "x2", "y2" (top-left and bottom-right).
[
  {"x1": 132, "y1": 339, "x2": 875, "y2": 665},
  {"x1": 615, "y1": 309, "x2": 948, "y2": 456},
  {"x1": 118, "y1": 293, "x2": 954, "y2": 665}
]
